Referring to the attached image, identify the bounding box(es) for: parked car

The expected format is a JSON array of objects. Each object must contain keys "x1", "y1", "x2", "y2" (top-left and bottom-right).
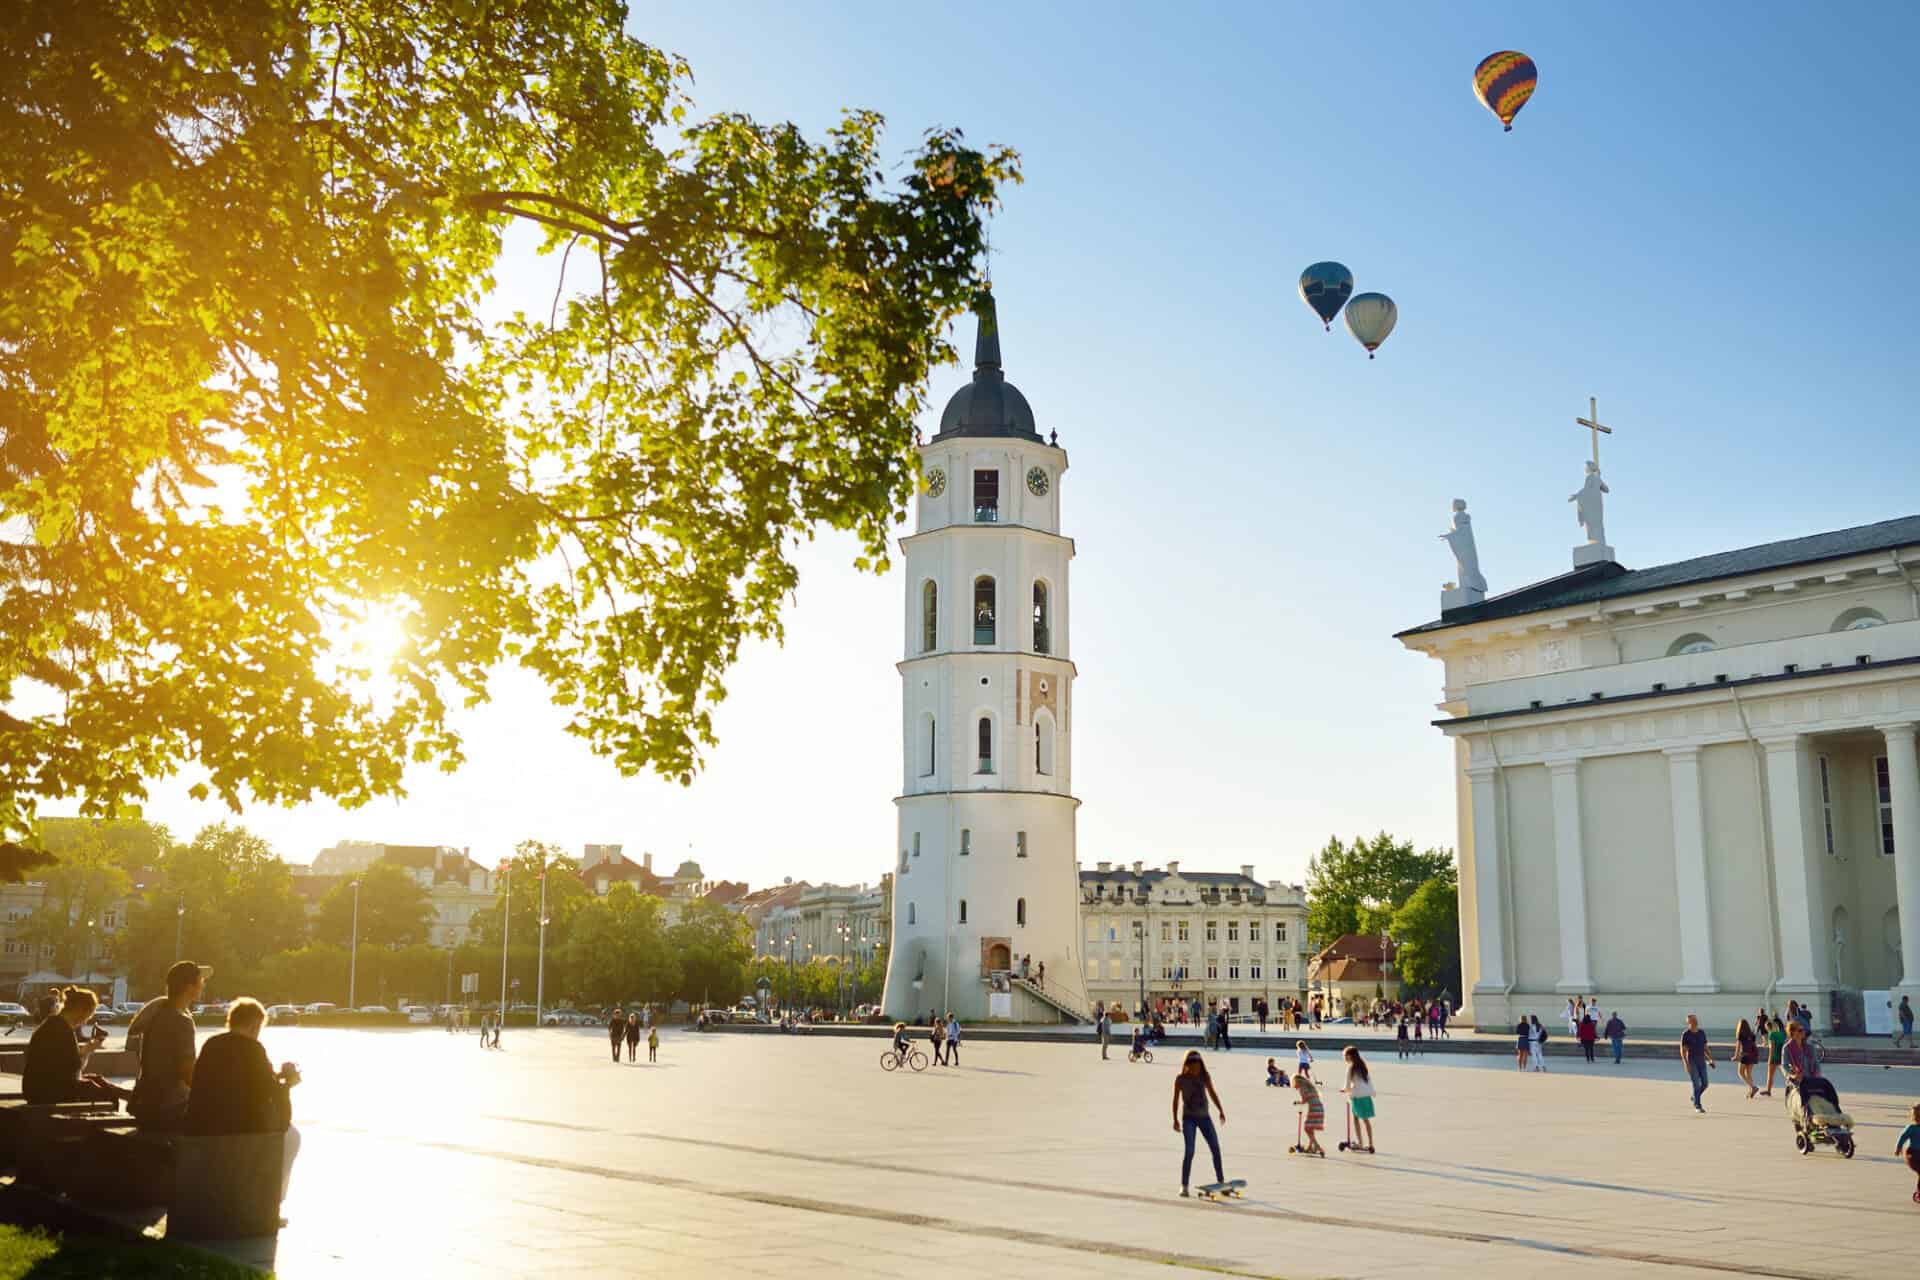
[
  {"x1": 0, "y1": 1001, "x2": 31, "y2": 1023},
  {"x1": 303, "y1": 1002, "x2": 338, "y2": 1015},
  {"x1": 540, "y1": 1009, "x2": 595, "y2": 1026},
  {"x1": 406, "y1": 1007, "x2": 434, "y2": 1024},
  {"x1": 699, "y1": 1008, "x2": 730, "y2": 1024},
  {"x1": 266, "y1": 1004, "x2": 301, "y2": 1024},
  {"x1": 356, "y1": 1005, "x2": 392, "y2": 1014}
]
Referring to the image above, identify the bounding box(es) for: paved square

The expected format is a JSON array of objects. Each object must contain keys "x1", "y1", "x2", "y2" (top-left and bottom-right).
[{"x1": 223, "y1": 1027, "x2": 1917, "y2": 1278}]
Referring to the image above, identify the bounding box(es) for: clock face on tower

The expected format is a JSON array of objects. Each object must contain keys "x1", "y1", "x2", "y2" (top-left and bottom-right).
[
  {"x1": 924, "y1": 468, "x2": 947, "y2": 497},
  {"x1": 1026, "y1": 466, "x2": 1049, "y2": 496}
]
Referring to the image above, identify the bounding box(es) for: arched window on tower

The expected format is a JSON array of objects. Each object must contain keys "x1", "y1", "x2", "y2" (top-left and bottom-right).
[
  {"x1": 1032, "y1": 581, "x2": 1050, "y2": 654},
  {"x1": 921, "y1": 714, "x2": 937, "y2": 777},
  {"x1": 977, "y1": 716, "x2": 994, "y2": 775},
  {"x1": 1035, "y1": 711, "x2": 1055, "y2": 776},
  {"x1": 973, "y1": 576, "x2": 996, "y2": 644},
  {"x1": 921, "y1": 580, "x2": 938, "y2": 652},
  {"x1": 1016, "y1": 898, "x2": 1027, "y2": 927}
]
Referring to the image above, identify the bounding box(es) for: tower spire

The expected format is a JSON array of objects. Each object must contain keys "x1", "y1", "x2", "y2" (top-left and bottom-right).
[{"x1": 973, "y1": 289, "x2": 1001, "y2": 373}]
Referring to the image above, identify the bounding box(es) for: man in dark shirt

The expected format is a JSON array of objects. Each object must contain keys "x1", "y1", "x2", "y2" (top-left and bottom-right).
[
  {"x1": 186, "y1": 997, "x2": 300, "y2": 1205},
  {"x1": 129, "y1": 960, "x2": 207, "y2": 1129},
  {"x1": 1679, "y1": 1013, "x2": 1715, "y2": 1113},
  {"x1": 23, "y1": 987, "x2": 124, "y2": 1106}
]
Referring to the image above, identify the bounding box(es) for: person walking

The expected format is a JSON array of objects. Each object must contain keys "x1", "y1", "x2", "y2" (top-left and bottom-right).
[
  {"x1": 945, "y1": 1012, "x2": 961, "y2": 1066},
  {"x1": 647, "y1": 1023, "x2": 659, "y2": 1064},
  {"x1": 1734, "y1": 1018, "x2": 1759, "y2": 1098},
  {"x1": 1340, "y1": 1046, "x2": 1376, "y2": 1153},
  {"x1": 1604, "y1": 1011, "x2": 1627, "y2": 1064},
  {"x1": 1294, "y1": 1039, "x2": 1314, "y2": 1081},
  {"x1": 1171, "y1": 1050, "x2": 1228, "y2": 1196},
  {"x1": 1577, "y1": 1011, "x2": 1598, "y2": 1063},
  {"x1": 1515, "y1": 1018, "x2": 1530, "y2": 1071},
  {"x1": 1761, "y1": 1015, "x2": 1788, "y2": 1096},
  {"x1": 1217, "y1": 1008, "x2": 1232, "y2": 1053},
  {"x1": 624, "y1": 1011, "x2": 640, "y2": 1063},
  {"x1": 1896, "y1": 996, "x2": 1915, "y2": 1049},
  {"x1": 1036, "y1": 961, "x2": 1045, "y2": 991},
  {"x1": 1257, "y1": 999, "x2": 1268, "y2": 1034},
  {"x1": 1680, "y1": 1013, "x2": 1714, "y2": 1112},
  {"x1": 1098, "y1": 1004, "x2": 1112, "y2": 1060},
  {"x1": 929, "y1": 1012, "x2": 947, "y2": 1066},
  {"x1": 1527, "y1": 1015, "x2": 1548, "y2": 1072},
  {"x1": 1895, "y1": 1103, "x2": 1920, "y2": 1203},
  {"x1": 608, "y1": 1010, "x2": 625, "y2": 1063}
]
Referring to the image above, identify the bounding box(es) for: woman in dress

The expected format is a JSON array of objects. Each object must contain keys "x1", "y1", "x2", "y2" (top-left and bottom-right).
[
  {"x1": 1733, "y1": 1018, "x2": 1759, "y2": 1098},
  {"x1": 1340, "y1": 1046, "x2": 1377, "y2": 1153},
  {"x1": 1515, "y1": 1019, "x2": 1530, "y2": 1071}
]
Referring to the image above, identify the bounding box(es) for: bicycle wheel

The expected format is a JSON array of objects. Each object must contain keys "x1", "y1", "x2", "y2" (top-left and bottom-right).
[
  {"x1": 880, "y1": 1050, "x2": 899, "y2": 1072},
  {"x1": 908, "y1": 1050, "x2": 928, "y2": 1072}
]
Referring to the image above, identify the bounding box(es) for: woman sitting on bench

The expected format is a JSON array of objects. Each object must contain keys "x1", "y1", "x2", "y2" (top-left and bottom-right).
[{"x1": 22, "y1": 986, "x2": 127, "y2": 1107}]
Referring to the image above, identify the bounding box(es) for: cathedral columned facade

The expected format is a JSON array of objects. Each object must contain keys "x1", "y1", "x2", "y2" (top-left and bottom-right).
[{"x1": 881, "y1": 296, "x2": 1088, "y2": 1023}]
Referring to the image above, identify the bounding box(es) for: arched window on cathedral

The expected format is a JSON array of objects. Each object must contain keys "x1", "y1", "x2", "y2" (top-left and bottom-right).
[
  {"x1": 973, "y1": 576, "x2": 996, "y2": 644},
  {"x1": 921, "y1": 714, "x2": 936, "y2": 777},
  {"x1": 1032, "y1": 581, "x2": 1050, "y2": 654},
  {"x1": 1833, "y1": 606, "x2": 1888, "y2": 632},
  {"x1": 1016, "y1": 898, "x2": 1027, "y2": 927},
  {"x1": 958, "y1": 899, "x2": 968, "y2": 924},
  {"x1": 1035, "y1": 711, "x2": 1056, "y2": 776},
  {"x1": 1668, "y1": 633, "x2": 1716, "y2": 657},
  {"x1": 921, "y1": 580, "x2": 938, "y2": 652},
  {"x1": 977, "y1": 716, "x2": 994, "y2": 774}
]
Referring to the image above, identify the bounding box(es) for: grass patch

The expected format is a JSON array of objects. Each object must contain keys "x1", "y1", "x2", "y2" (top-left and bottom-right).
[{"x1": 0, "y1": 1225, "x2": 266, "y2": 1278}]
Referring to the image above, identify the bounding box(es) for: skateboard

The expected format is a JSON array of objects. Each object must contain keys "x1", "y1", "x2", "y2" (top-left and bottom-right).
[{"x1": 1196, "y1": 1179, "x2": 1246, "y2": 1200}]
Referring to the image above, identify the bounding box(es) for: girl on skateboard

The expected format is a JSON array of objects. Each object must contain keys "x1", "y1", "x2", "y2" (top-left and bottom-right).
[
  {"x1": 1171, "y1": 1050, "x2": 1228, "y2": 1197},
  {"x1": 1340, "y1": 1046, "x2": 1376, "y2": 1152},
  {"x1": 1292, "y1": 1069, "x2": 1326, "y2": 1155}
]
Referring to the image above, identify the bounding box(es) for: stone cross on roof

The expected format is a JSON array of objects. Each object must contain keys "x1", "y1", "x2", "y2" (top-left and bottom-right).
[{"x1": 1575, "y1": 396, "x2": 1612, "y2": 468}]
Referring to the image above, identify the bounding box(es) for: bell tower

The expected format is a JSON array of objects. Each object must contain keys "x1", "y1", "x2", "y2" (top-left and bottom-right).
[{"x1": 881, "y1": 292, "x2": 1088, "y2": 1023}]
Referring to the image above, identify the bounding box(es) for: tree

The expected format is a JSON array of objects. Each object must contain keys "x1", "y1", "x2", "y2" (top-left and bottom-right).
[
  {"x1": 118, "y1": 823, "x2": 311, "y2": 992},
  {"x1": 313, "y1": 862, "x2": 432, "y2": 948},
  {"x1": 1305, "y1": 833, "x2": 1455, "y2": 949},
  {"x1": 560, "y1": 884, "x2": 678, "y2": 1006},
  {"x1": 472, "y1": 842, "x2": 591, "y2": 951},
  {"x1": 0, "y1": 2, "x2": 1018, "y2": 844},
  {"x1": 17, "y1": 828, "x2": 128, "y2": 978},
  {"x1": 1389, "y1": 876, "x2": 1463, "y2": 998},
  {"x1": 668, "y1": 898, "x2": 751, "y2": 1008}
]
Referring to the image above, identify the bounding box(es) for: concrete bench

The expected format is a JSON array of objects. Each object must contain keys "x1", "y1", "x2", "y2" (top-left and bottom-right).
[
  {"x1": 166, "y1": 1133, "x2": 286, "y2": 1240},
  {"x1": 0, "y1": 1096, "x2": 118, "y2": 1173},
  {"x1": 15, "y1": 1107, "x2": 126, "y2": 1191},
  {"x1": 45, "y1": 1121, "x2": 176, "y2": 1209}
]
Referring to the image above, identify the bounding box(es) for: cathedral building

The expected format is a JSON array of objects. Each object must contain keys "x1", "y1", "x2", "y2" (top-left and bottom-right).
[
  {"x1": 1401, "y1": 502, "x2": 1920, "y2": 1033},
  {"x1": 881, "y1": 295, "x2": 1088, "y2": 1023}
]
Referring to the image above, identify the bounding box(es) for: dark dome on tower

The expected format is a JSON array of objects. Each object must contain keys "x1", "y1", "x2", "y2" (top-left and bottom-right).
[{"x1": 934, "y1": 292, "x2": 1042, "y2": 442}]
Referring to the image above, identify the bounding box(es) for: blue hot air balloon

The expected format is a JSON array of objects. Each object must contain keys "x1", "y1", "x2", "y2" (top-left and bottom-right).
[
  {"x1": 1298, "y1": 262, "x2": 1354, "y2": 331},
  {"x1": 1344, "y1": 293, "x2": 1397, "y2": 359}
]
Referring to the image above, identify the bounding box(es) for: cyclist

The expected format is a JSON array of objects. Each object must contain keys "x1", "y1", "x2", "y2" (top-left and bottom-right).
[
  {"x1": 891, "y1": 1021, "x2": 911, "y2": 1062},
  {"x1": 1130, "y1": 1020, "x2": 1149, "y2": 1061}
]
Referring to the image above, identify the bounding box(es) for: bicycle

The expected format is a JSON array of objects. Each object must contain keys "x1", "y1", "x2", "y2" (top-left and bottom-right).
[{"x1": 880, "y1": 1046, "x2": 928, "y2": 1072}]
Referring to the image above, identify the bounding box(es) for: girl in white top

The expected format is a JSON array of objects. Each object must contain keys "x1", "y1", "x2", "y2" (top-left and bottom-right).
[
  {"x1": 1295, "y1": 1041, "x2": 1314, "y2": 1079},
  {"x1": 1340, "y1": 1045, "x2": 1377, "y2": 1152}
]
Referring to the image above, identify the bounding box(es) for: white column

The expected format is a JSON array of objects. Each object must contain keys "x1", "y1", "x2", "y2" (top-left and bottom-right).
[
  {"x1": 1664, "y1": 746, "x2": 1719, "y2": 993},
  {"x1": 1467, "y1": 764, "x2": 1508, "y2": 991},
  {"x1": 1761, "y1": 734, "x2": 1821, "y2": 991},
  {"x1": 1876, "y1": 722, "x2": 1920, "y2": 994},
  {"x1": 1546, "y1": 758, "x2": 1593, "y2": 993}
]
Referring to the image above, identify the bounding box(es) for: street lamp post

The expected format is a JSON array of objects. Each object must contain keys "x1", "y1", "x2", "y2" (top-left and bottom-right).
[
  {"x1": 534, "y1": 857, "x2": 549, "y2": 1027},
  {"x1": 347, "y1": 879, "x2": 361, "y2": 1009},
  {"x1": 835, "y1": 922, "x2": 850, "y2": 1019},
  {"x1": 498, "y1": 859, "x2": 512, "y2": 1036},
  {"x1": 174, "y1": 898, "x2": 184, "y2": 963},
  {"x1": 1134, "y1": 921, "x2": 1146, "y2": 1018}
]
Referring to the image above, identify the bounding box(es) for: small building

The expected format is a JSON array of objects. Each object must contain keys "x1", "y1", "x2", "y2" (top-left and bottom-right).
[{"x1": 1306, "y1": 934, "x2": 1403, "y2": 1016}]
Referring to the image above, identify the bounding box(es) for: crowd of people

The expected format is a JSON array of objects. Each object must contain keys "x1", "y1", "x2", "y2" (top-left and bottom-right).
[{"x1": 20, "y1": 960, "x2": 302, "y2": 1214}]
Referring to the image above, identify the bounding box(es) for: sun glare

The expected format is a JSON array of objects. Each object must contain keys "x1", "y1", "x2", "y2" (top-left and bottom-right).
[{"x1": 342, "y1": 608, "x2": 409, "y2": 668}]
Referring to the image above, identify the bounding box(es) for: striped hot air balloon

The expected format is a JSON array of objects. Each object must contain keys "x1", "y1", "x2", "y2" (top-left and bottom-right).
[
  {"x1": 1344, "y1": 293, "x2": 1397, "y2": 359},
  {"x1": 1473, "y1": 51, "x2": 1537, "y2": 132}
]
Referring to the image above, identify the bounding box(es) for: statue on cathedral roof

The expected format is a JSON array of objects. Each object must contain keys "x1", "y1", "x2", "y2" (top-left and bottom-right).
[
  {"x1": 1441, "y1": 499, "x2": 1487, "y2": 606},
  {"x1": 1570, "y1": 460, "x2": 1609, "y2": 548}
]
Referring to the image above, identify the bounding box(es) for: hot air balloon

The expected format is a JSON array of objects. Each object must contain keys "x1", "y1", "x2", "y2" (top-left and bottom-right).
[
  {"x1": 1344, "y1": 293, "x2": 1397, "y2": 359},
  {"x1": 1298, "y1": 262, "x2": 1354, "y2": 331},
  {"x1": 1472, "y1": 51, "x2": 1537, "y2": 132}
]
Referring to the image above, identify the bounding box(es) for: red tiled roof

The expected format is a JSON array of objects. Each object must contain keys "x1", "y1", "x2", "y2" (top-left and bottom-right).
[
  {"x1": 702, "y1": 881, "x2": 749, "y2": 907},
  {"x1": 1310, "y1": 933, "x2": 1399, "y2": 965}
]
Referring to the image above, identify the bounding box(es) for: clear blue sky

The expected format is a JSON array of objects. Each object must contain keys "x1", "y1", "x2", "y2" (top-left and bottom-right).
[{"x1": 136, "y1": 3, "x2": 1920, "y2": 887}]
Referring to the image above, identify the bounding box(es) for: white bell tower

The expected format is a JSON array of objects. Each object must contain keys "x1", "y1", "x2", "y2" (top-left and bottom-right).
[{"x1": 881, "y1": 293, "x2": 1087, "y2": 1023}]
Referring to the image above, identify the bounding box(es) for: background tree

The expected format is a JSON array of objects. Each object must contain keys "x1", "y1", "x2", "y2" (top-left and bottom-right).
[
  {"x1": 0, "y1": 1, "x2": 1017, "y2": 844},
  {"x1": 473, "y1": 842, "x2": 591, "y2": 952},
  {"x1": 1389, "y1": 875, "x2": 1463, "y2": 998},
  {"x1": 118, "y1": 823, "x2": 309, "y2": 991},
  {"x1": 669, "y1": 899, "x2": 752, "y2": 1008},
  {"x1": 313, "y1": 862, "x2": 432, "y2": 948},
  {"x1": 560, "y1": 884, "x2": 678, "y2": 1006},
  {"x1": 1305, "y1": 833, "x2": 1455, "y2": 948}
]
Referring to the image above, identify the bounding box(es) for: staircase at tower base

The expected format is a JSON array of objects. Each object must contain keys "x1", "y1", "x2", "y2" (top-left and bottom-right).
[{"x1": 1007, "y1": 975, "x2": 1090, "y2": 1025}]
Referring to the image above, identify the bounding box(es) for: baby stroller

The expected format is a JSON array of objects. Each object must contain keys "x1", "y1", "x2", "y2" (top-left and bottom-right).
[{"x1": 1785, "y1": 1077, "x2": 1855, "y2": 1158}]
